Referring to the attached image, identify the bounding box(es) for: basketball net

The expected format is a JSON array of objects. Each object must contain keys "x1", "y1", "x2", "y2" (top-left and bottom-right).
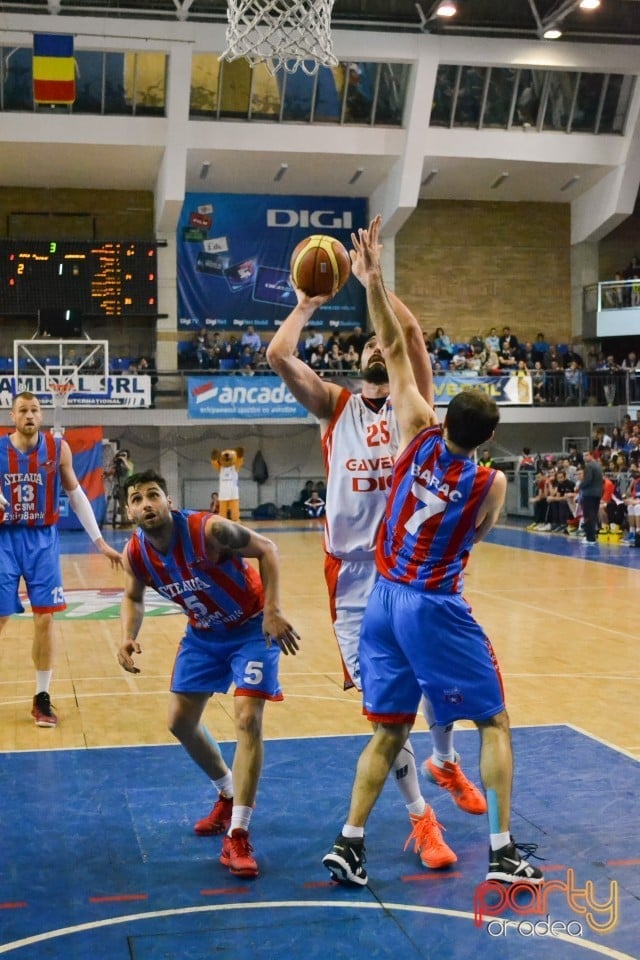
[
  {"x1": 49, "y1": 381, "x2": 75, "y2": 438},
  {"x1": 221, "y1": 0, "x2": 338, "y2": 76}
]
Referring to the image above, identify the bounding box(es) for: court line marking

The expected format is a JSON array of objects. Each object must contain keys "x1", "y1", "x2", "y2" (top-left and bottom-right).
[{"x1": 0, "y1": 900, "x2": 635, "y2": 958}]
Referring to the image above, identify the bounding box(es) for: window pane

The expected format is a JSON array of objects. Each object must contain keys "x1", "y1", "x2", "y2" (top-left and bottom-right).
[
  {"x1": 344, "y1": 61, "x2": 376, "y2": 124},
  {"x1": 454, "y1": 66, "x2": 485, "y2": 126},
  {"x1": 599, "y1": 74, "x2": 633, "y2": 134},
  {"x1": 514, "y1": 69, "x2": 544, "y2": 127},
  {"x1": 543, "y1": 72, "x2": 576, "y2": 131},
  {"x1": 219, "y1": 59, "x2": 252, "y2": 118},
  {"x1": 3, "y1": 47, "x2": 33, "y2": 111},
  {"x1": 280, "y1": 69, "x2": 314, "y2": 121},
  {"x1": 483, "y1": 67, "x2": 516, "y2": 128},
  {"x1": 133, "y1": 52, "x2": 166, "y2": 116},
  {"x1": 104, "y1": 52, "x2": 129, "y2": 115},
  {"x1": 190, "y1": 52, "x2": 220, "y2": 117},
  {"x1": 572, "y1": 73, "x2": 604, "y2": 132},
  {"x1": 249, "y1": 63, "x2": 281, "y2": 120},
  {"x1": 375, "y1": 62, "x2": 409, "y2": 126},
  {"x1": 74, "y1": 51, "x2": 104, "y2": 114},
  {"x1": 430, "y1": 65, "x2": 457, "y2": 127},
  {"x1": 314, "y1": 64, "x2": 343, "y2": 122}
]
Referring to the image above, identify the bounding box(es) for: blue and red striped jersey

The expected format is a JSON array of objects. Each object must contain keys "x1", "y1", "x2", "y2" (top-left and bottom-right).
[
  {"x1": 126, "y1": 510, "x2": 264, "y2": 632},
  {"x1": 0, "y1": 432, "x2": 62, "y2": 526},
  {"x1": 375, "y1": 425, "x2": 496, "y2": 593}
]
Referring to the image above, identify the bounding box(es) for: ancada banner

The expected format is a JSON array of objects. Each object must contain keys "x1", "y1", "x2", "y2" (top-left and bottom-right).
[
  {"x1": 177, "y1": 194, "x2": 367, "y2": 332},
  {"x1": 188, "y1": 375, "x2": 311, "y2": 420},
  {"x1": 433, "y1": 375, "x2": 533, "y2": 405}
]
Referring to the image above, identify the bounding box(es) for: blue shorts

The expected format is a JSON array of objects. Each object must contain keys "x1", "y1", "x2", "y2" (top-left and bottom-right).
[
  {"x1": 170, "y1": 614, "x2": 283, "y2": 700},
  {"x1": 360, "y1": 578, "x2": 505, "y2": 726},
  {"x1": 0, "y1": 526, "x2": 65, "y2": 616}
]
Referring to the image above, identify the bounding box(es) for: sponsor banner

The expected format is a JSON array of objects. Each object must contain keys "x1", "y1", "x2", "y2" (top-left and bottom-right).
[
  {"x1": 433, "y1": 374, "x2": 533, "y2": 405},
  {"x1": 177, "y1": 193, "x2": 367, "y2": 331},
  {"x1": 188, "y1": 375, "x2": 312, "y2": 420},
  {"x1": 0, "y1": 375, "x2": 150, "y2": 407}
]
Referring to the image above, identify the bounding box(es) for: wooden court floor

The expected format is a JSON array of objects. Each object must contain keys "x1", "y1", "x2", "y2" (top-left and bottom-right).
[{"x1": 0, "y1": 521, "x2": 638, "y2": 761}]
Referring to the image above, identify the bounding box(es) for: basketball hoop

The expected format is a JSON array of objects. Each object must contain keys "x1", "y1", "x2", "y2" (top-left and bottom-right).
[
  {"x1": 220, "y1": 0, "x2": 338, "y2": 76},
  {"x1": 49, "y1": 380, "x2": 75, "y2": 437}
]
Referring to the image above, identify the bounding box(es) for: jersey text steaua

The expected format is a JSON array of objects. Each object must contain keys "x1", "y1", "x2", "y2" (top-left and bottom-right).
[
  {"x1": 126, "y1": 510, "x2": 264, "y2": 632},
  {"x1": 0, "y1": 432, "x2": 62, "y2": 525}
]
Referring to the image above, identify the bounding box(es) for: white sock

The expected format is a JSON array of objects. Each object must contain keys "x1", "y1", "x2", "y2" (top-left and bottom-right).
[
  {"x1": 36, "y1": 670, "x2": 52, "y2": 695},
  {"x1": 229, "y1": 804, "x2": 253, "y2": 834},
  {"x1": 421, "y1": 698, "x2": 456, "y2": 763},
  {"x1": 213, "y1": 772, "x2": 233, "y2": 798},
  {"x1": 490, "y1": 831, "x2": 511, "y2": 851},
  {"x1": 342, "y1": 824, "x2": 364, "y2": 840},
  {"x1": 392, "y1": 738, "x2": 424, "y2": 808}
]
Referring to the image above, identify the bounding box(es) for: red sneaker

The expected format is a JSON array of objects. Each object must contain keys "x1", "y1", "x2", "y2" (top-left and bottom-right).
[
  {"x1": 193, "y1": 795, "x2": 233, "y2": 836},
  {"x1": 424, "y1": 755, "x2": 487, "y2": 815},
  {"x1": 405, "y1": 807, "x2": 457, "y2": 869},
  {"x1": 31, "y1": 692, "x2": 57, "y2": 727},
  {"x1": 220, "y1": 829, "x2": 258, "y2": 878}
]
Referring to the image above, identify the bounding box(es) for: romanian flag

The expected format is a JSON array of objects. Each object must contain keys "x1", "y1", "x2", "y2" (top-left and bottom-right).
[{"x1": 33, "y1": 34, "x2": 75, "y2": 104}]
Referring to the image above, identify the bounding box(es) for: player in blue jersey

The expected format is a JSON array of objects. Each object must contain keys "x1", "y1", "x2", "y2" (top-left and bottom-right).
[{"x1": 323, "y1": 216, "x2": 543, "y2": 888}]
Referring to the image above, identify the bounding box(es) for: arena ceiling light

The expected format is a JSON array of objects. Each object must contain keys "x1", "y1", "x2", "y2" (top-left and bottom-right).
[
  {"x1": 579, "y1": 0, "x2": 600, "y2": 9},
  {"x1": 543, "y1": 26, "x2": 563, "y2": 39},
  {"x1": 436, "y1": 2, "x2": 457, "y2": 16}
]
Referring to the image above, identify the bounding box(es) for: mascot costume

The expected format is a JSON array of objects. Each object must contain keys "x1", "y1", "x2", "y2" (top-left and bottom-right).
[{"x1": 210, "y1": 447, "x2": 244, "y2": 521}]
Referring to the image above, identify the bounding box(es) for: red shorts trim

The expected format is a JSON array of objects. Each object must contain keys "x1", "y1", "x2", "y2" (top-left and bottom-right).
[
  {"x1": 364, "y1": 710, "x2": 417, "y2": 725},
  {"x1": 234, "y1": 688, "x2": 284, "y2": 701}
]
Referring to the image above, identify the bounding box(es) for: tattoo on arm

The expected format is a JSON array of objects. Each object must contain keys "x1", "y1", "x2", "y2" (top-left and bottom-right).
[{"x1": 211, "y1": 520, "x2": 251, "y2": 553}]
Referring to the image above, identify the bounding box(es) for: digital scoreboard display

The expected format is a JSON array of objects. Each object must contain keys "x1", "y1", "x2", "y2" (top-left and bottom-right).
[{"x1": 0, "y1": 240, "x2": 158, "y2": 317}]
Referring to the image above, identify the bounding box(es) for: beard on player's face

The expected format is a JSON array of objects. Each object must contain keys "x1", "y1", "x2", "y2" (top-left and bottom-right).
[{"x1": 362, "y1": 360, "x2": 389, "y2": 384}]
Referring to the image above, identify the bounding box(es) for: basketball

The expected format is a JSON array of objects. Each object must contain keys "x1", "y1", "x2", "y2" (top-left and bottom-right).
[{"x1": 290, "y1": 235, "x2": 351, "y2": 297}]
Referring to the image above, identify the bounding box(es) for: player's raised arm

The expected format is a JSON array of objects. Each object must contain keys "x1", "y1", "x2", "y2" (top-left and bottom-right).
[
  {"x1": 353, "y1": 216, "x2": 437, "y2": 448},
  {"x1": 266, "y1": 288, "x2": 342, "y2": 423}
]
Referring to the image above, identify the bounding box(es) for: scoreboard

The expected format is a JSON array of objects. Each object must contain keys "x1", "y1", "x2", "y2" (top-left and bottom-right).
[{"x1": 0, "y1": 240, "x2": 158, "y2": 317}]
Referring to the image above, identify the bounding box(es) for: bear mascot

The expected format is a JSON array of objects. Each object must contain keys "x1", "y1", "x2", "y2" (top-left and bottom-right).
[{"x1": 210, "y1": 446, "x2": 244, "y2": 521}]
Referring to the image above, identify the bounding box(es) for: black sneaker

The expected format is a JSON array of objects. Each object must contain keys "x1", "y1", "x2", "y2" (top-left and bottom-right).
[
  {"x1": 487, "y1": 839, "x2": 543, "y2": 885},
  {"x1": 323, "y1": 834, "x2": 368, "y2": 886},
  {"x1": 31, "y1": 691, "x2": 58, "y2": 727}
]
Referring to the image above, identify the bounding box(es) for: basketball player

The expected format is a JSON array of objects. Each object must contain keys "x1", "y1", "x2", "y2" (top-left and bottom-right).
[
  {"x1": 323, "y1": 216, "x2": 542, "y2": 887},
  {"x1": 117, "y1": 470, "x2": 300, "y2": 879},
  {"x1": 0, "y1": 391, "x2": 123, "y2": 727},
  {"x1": 267, "y1": 241, "x2": 485, "y2": 872}
]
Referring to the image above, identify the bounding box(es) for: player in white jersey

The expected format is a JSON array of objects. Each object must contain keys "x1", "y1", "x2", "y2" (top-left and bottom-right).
[{"x1": 267, "y1": 253, "x2": 486, "y2": 870}]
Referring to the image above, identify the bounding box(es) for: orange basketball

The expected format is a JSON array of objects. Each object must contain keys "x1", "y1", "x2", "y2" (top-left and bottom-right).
[{"x1": 290, "y1": 234, "x2": 351, "y2": 297}]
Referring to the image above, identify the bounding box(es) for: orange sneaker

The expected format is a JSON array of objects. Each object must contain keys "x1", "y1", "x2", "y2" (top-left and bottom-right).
[
  {"x1": 220, "y1": 829, "x2": 259, "y2": 878},
  {"x1": 405, "y1": 807, "x2": 457, "y2": 869},
  {"x1": 193, "y1": 795, "x2": 233, "y2": 835},
  {"x1": 424, "y1": 755, "x2": 487, "y2": 815}
]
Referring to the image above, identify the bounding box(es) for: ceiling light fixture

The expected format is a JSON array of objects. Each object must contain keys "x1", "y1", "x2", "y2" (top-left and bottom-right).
[
  {"x1": 199, "y1": 161, "x2": 211, "y2": 180},
  {"x1": 579, "y1": 0, "x2": 600, "y2": 9},
  {"x1": 421, "y1": 168, "x2": 439, "y2": 186},
  {"x1": 560, "y1": 175, "x2": 581, "y2": 192},
  {"x1": 491, "y1": 172, "x2": 509, "y2": 190},
  {"x1": 349, "y1": 167, "x2": 364, "y2": 185},
  {"x1": 436, "y1": 2, "x2": 457, "y2": 17},
  {"x1": 543, "y1": 26, "x2": 562, "y2": 39},
  {"x1": 274, "y1": 163, "x2": 288, "y2": 182}
]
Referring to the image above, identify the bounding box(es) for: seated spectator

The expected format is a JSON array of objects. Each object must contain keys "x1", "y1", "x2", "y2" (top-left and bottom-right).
[
  {"x1": 432, "y1": 360, "x2": 446, "y2": 376},
  {"x1": 531, "y1": 362, "x2": 546, "y2": 405},
  {"x1": 432, "y1": 326, "x2": 454, "y2": 360},
  {"x1": 304, "y1": 490, "x2": 325, "y2": 518},
  {"x1": 499, "y1": 326, "x2": 518, "y2": 353},
  {"x1": 253, "y1": 344, "x2": 270, "y2": 372},
  {"x1": 297, "y1": 480, "x2": 314, "y2": 504},
  {"x1": 478, "y1": 449, "x2": 494, "y2": 467},
  {"x1": 450, "y1": 348, "x2": 469, "y2": 373},
  {"x1": 238, "y1": 344, "x2": 256, "y2": 369},
  {"x1": 344, "y1": 326, "x2": 368, "y2": 356},
  {"x1": 527, "y1": 467, "x2": 552, "y2": 530},
  {"x1": 545, "y1": 469, "x2": 577, "y2": 531},
  {"x1": 484, "y1": 326, "x2": 500, "y2": 352},
  {"x1": 604, "y1": 272, "x2": 626, "y2": 309},
  {"x1": 309, "y1": 344, "x2": 330, "y2": 374},
  {"x1": 481, "y1": 348, "x2": 501, "y2": 376},
  {"x1": 498, "y1": 346, "x2": 518, "y2": 370},
  {"x1": 327, "y1": 342, "x2": 344, "y2": 371},
  {"x1": 241, "y1": 324, "x2": 262, "y2": 352},
  {"x1": 304, "y1": 329, "x2": 324, "y2": 359},
  {"x1": 532, "y1": 333, "x2": 550, "y2": 366},
  {"x1": 314, "y1": 479, "x2": 326, "y2": 502},
  {"x1": 624, "y1": 467, "x2": 640, "y2": 545},
  {"x1": 469, "y1": 330, "x2": 485, "y2": 354},
  {"x1": 343, "y1": 344, "x2": 360, "y2": 371},
  {"x1": 518, "y1": 341, "x2": 536, "y2": 368},
  {"x1": 193, "y1": 329, "x2": 210, "y2": 368}
]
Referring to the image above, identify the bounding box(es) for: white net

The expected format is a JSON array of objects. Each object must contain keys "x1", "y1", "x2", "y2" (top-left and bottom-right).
[{"x1": 221, "y1": 0, "x2": 338, "y2": 76}]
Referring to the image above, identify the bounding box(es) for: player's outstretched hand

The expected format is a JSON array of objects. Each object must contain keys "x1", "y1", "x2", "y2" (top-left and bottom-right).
[
  {"x1": 97, "y1": 538, "x2": 124, "y2": 569},
  {"x1": 118, "y1": 639, "x2": 142, "y2": 673},
  {"x1": 350, "y1": 213, "x2": 383, "y2": 284},
  {"x1": 263, "y1": 613, "x2": 300, "y2": 656}
]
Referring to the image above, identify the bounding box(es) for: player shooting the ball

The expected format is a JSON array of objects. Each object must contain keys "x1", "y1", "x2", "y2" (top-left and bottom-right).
[{"x1": 267, "y1": 224, "x2": 487, "y2": 874}]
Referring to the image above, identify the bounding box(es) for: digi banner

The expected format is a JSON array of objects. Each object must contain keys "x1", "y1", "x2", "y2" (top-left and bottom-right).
[
  {"x1": 434, "y1": 375, "x2": 533, "y2": 405},
  {"x1": 188, "y1": 375, "x2": 312, "y2": 420},
  {"x1": 178, "y1": 194, "x2": 367, "y2": 332}
]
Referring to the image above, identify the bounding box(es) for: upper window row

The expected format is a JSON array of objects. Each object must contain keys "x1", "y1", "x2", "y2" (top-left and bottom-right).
[
  {"x1": 431, "y1": 65, "x2": 634, "y2": 134},
  {"x1": 0, "y1": 46, "x2": 408, "y2": 125}
]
